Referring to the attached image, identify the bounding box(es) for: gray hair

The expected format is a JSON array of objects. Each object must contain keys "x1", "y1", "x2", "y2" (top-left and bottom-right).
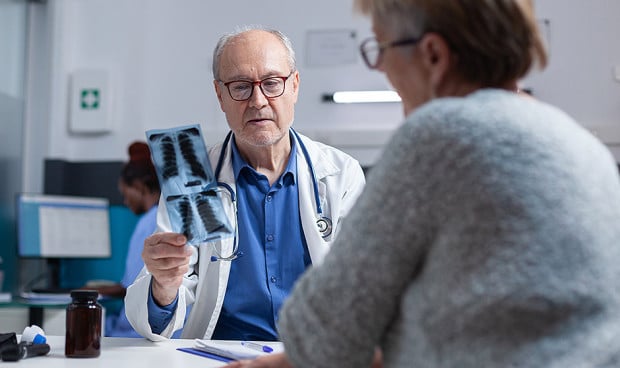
[
  {"x1": 212, "y1": 25, "x2": 297, "y2": 80},
  {"x1": 353, "y1": 0, "x2": 547, "y2": 87},
  {"x1": 354, "y1": 0, "x2": 426, "y2": 39}
]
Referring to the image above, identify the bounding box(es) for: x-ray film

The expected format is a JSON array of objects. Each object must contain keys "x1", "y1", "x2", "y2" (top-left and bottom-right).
[{"x1": 147, "y1": 124, "x2": 233, "y2": 245}]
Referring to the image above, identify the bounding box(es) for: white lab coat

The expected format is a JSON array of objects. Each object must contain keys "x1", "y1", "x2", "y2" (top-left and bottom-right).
[{"x1": 125, "y1": 132, "x2": 366, "y2": 341}]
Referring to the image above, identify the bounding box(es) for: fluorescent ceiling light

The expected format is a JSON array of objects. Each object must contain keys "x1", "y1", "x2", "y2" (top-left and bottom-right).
[{"x1": 328, "y1": 90, "x2": 401, "y2": 103}]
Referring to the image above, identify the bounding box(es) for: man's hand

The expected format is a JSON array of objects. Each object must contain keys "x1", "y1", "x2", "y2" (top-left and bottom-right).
[{"x1": 142, "y1": 232, "x2": 192, "y2": 306}]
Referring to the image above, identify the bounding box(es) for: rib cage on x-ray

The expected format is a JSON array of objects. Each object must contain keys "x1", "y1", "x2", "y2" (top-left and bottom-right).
[
  {"x1": 147, "y1": 124, "x2": 233, "y2": 245},
  {"x1": 178, "y1": 131, "x2": 209, "y2": 182},
  {"x1": 168, "y1": 191, "x2": 226, "y2": 242},
  {"x1": 152, "y1": 127, "x2": 214, "y2": 187}
]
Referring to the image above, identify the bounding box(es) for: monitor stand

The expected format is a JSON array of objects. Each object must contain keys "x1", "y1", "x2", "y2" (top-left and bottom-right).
[
  {"x1": 48, "y1": 258, "x2": 62, "y2": 291},
  {"x1": 29, "y1": 259, "x2": 71, "y2": 294}
]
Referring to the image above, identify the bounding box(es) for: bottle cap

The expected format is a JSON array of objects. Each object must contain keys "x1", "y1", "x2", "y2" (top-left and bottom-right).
[
  {"x1": 70, "y1": 290, "x2": 99, "y2": 300},
  {"x1": 21, "y1": 326, "x2": 46, "y2": 344}
]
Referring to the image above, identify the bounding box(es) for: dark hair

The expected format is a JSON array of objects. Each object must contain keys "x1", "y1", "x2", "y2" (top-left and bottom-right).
[{"x1": 120, "y1": 141, "x2": 160, "y2": 193}]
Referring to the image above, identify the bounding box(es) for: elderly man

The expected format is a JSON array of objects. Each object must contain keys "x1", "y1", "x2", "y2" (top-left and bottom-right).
[{"x1": 124, "y1": 26, "x2": 365, "y2": 341}]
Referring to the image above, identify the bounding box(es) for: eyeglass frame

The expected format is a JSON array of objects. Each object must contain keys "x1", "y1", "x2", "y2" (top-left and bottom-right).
[
  {"x1": 359, "y1": 37, "x2": 421, "y2": 69},
  {"x1": 219, "y1": 71, "x2": 295, "y2": 101}
]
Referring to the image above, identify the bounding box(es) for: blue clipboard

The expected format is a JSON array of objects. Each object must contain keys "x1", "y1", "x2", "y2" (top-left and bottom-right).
[{"x1": 177, "y1": 347, "x2": 234, "y2": 363}]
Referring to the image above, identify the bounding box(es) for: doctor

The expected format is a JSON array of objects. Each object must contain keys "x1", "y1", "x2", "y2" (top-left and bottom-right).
[{"x1": 125, "y1": 26, "x2": 365, "y2": 341}]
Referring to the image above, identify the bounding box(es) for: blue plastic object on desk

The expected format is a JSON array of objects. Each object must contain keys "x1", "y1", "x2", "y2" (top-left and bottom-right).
[{"x1": 176, "y1": 347, "x2": 233, "y2": 363}]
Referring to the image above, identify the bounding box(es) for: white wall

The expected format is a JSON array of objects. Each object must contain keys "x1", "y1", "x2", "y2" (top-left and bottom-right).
[
  {"x1": 23, "y1": 0, "x2": 620, "y2": 192},
  {"x1": 525, "y1": 0, "x2": 620, "y2": 155}
]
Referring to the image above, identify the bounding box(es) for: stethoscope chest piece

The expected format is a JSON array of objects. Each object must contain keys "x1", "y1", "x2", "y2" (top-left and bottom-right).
[{"x1": 316, "y1": 217, "x2": 332, "y2": 238}]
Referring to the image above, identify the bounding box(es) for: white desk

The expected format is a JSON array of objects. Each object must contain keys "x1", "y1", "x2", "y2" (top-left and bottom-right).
[{"x1": 14, "y1": 335, "x2": 229, "y2": 367}]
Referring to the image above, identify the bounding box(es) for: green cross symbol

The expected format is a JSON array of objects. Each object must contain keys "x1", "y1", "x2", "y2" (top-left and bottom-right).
[{"x1": 80, "y1": 89, "x2": 100, "y2": 109}]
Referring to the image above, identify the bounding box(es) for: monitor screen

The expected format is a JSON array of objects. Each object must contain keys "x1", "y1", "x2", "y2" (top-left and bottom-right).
[{"x1": 17, "y1": 193, "x2": 112, "y2": 258}]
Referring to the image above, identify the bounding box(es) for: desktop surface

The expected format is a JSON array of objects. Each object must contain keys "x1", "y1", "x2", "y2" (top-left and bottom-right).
[{"x1": 13, "y1": 335, "x2": 229, "y2": 367}]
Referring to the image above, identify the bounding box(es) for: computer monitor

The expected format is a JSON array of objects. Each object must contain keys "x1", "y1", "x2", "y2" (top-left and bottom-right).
[{"x1": 17, "y1": 193, "x2": 111, "y2": 259}]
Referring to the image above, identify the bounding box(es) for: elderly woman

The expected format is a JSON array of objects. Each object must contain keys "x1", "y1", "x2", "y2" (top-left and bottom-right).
[{"x1": 228, "y1": 1, "x2": 620, "y2": 367}]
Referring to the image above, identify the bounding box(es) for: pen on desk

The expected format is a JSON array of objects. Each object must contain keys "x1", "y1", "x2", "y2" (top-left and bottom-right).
[{"x1": 241, "y1": 341, "x2": 273, "y2": 353}]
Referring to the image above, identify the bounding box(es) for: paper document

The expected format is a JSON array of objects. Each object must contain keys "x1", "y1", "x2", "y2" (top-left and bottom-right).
[
  {"x1": 19, "y1": 291, "x2": 72, "y2": 304},
  {"x1": 193, "y1": 339, "x2": 284, "y2": 361}
]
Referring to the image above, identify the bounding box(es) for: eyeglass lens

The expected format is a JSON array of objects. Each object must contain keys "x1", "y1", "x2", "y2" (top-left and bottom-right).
[
  {"x1": 227, "y1": 77, "x2": 286, "y2": 101},
  {"x1": 361, "y1": 39, "x2": 380, "y2": 68}
]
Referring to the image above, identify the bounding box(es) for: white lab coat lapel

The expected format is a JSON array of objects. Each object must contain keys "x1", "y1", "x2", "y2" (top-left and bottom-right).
[{"x1": 294, "y1": 133, "x2": 339, "y2": 266}]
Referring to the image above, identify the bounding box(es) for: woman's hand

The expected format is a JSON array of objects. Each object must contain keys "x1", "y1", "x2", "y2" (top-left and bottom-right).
[
  {"x1": 224, "y1": 353, "x2": 293, "y2": 368},
  {"x1": 223, "y1": 348, "x2": 382, "y2": 368},
  {"x1": 371, "y1": 347, "x2": 383, "y2": 368}
]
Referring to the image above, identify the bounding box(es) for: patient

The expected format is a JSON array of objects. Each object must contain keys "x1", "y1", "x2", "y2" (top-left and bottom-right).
[{"x1": 229, "y1": 0, "x2": 620, "y2": 367}]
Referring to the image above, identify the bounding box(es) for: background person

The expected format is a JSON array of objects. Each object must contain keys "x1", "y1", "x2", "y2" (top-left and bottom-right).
[
  {"x1": 228, "y1": 0, "x2": 620, "y2": 367},
  {"x1": 91, "y1": 141, "x2": 160, "y2": 337},
  {"x1": 124, "y1": 26, "x2": 366, "y2": 341}
]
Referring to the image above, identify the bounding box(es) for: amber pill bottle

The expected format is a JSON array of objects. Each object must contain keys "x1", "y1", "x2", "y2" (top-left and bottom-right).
[{"x1": 65, "y1": 290, "x2": 102, "y2": 358}]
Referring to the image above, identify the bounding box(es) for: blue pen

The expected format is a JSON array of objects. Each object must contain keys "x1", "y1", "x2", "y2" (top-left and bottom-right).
[{"x1": 241, "y1": 341, "x2": 273, "y2": 353}]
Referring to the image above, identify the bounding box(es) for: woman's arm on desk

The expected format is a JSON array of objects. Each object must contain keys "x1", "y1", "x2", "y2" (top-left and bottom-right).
[
  {"x1": 225, "y1": 353, "x2": 292, "y2": 368},
  {"x1": 225, "y1": 349, "x2": 383, "y2": 368}
]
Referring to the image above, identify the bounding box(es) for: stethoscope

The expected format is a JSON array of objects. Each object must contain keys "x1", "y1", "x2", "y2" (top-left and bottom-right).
[{"x1": 209, "y1": 128, "x2": 332, "y2": 261}]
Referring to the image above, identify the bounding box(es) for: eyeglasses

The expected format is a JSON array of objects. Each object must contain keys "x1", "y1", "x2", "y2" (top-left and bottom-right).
[
  {"x1": 359, "y1": 37, "x2": 420, "y2": 69},
  {"x1": 220, "y1": 71, "x2": 295, "y2": 101}
]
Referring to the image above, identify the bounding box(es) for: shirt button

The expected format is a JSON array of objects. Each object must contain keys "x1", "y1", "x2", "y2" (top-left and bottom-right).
[
  {"x1": 266, "y1": 195, "x2": 272, "y2": 202},
  {"x1": 270, "y1": 276, "x2": 277, "y2": 283},
  {"x1": 266, "y1": 234, "x2": 274, "y2": 242}
]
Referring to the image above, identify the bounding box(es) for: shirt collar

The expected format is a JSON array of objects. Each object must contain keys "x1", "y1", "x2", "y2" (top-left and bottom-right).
[{"x1": 230, "y1": 135, "x2": 298, "y2": 184}]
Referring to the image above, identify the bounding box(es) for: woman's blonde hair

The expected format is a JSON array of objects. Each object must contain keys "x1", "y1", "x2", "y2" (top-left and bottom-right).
[{"x1": 354, "y1": 0, "x2": 547, "y2": 87}]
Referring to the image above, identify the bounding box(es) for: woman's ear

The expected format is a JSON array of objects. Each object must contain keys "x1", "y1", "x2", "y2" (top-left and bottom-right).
[{"x1": 417, "y1": 33, "x2": 453, "y2": 94}]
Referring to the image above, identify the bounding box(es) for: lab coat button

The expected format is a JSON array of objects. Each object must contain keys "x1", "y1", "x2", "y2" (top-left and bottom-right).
[
  {"x1": 266, "y1": 234, "x2": 274, "y2": 241},
  {"x1": 266, "y1": 195, "x2": 272, "y2": 202},
  {"x1": 270, "y1": 276, "x2": 277, "y2": 283}
]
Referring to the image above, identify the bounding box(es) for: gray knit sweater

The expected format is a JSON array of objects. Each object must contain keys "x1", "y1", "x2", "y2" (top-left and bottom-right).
[{"x1": 278, "y1": 89, "x2": 620, "y2": 368}]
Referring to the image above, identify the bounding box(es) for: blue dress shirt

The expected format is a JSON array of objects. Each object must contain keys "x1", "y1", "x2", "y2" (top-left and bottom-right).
[{"x1": 211, "y1": 137, "x2": 311, "y2": 341}]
